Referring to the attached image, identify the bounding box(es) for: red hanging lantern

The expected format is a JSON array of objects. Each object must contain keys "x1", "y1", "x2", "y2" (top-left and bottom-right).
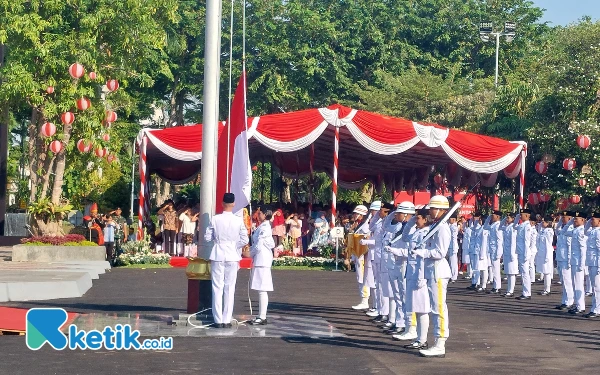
[
  {"x1": 433, "y1": 174, "x2": 443, "y2": 186},
  {"x1": 106, "y1": 79, "x2": 119, "y2": 92},
  {"x1": 77, "y1": 139, "x2": 92, "y2": 153},
  {"x1": 540, "y1": 192, "x2": 551, "y2": 202},
  {"x1": 577, "y1": 135, "x2": 591, "y2": 149},
  {"x1": 40, "y1": 122, "x2": 56, "y2": 138},
  {"x1": 569, "y1": 195, "x2": 581, "y2": 204},
  {"x1": 107, "y1": 154, "x2": 118, "y2": 163},
  {"x1": 557, "y1": 198, "x2": 569, "y2": 210},
  {"x1": 535, "y1": 161, "x2": 548, "y2": 174},
  {"x1": 596, "y1": 186, "x2": 600, "y2": 195},
  {"x1": 105, "y1": 110, "x2": 117, "y2": 123},
  {"x1": 528, "y1": 192, "x2": 540, "y2": 205},
  {"x1": 102, "y1": 134, "x2": 110, "y2": 142},
  {"x1": 69, "y1": 63, "x2": 85, "y2": 79},
  {"x1": 88, "y1": 71, "x2": 97, "y2": 80},
  {"x1": 579, "y1": 178, "x2": 587, "y2": 187},
  {"x1": 95, "y1": 147, "x2": 106, "y2": 158},
  {"x1": 46, "y1": 86, "x2": 54, "y2": 94},
  {"x1": 76, "y1": 97, "x2": 91, "y2": 111},
  {"x1": 61, "y1": 112, "x2": 75, "y2": 125},
  {"x1": 562, "y1": 158, "x2": 576, "y2": 171},
  {"x1": 49, "y1": 140, "x2": 62, "y2": 154}
]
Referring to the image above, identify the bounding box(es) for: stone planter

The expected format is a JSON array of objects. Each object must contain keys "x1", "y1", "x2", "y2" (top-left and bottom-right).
[{"x1": 12, "y1": 245, "x2": 106, "y2": 262}]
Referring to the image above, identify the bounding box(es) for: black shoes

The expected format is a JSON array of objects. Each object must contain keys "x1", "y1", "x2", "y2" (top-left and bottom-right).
[
  {"x1": 213, "y1": 322, "x2": 233, "y2": 328},
  {"x1": 249, "y1": 317, "x2": 268, "y2": 325},
  {"x1": 515, "y1": 295, "x2": 531, "y2": 300},
  {"x1": 555, "y1": 304, "x2": 569, "y2": 310},
  {"x1": 466, "y1": 285, "x2": 477, "y2": 290},
  {"x1": 568, "y1": 308, "x2": 585, "y2": 315},
  {"x1": 584, "y1": 312, "x2": 599, "y2": 318},
  {"x1": 502, "y1": 292, "x2": 514, "y2": 298}
]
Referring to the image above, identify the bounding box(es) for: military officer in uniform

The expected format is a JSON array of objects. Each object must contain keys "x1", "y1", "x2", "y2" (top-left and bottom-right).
[
  {"x1": 536, "y1": 216, "x2": 555, "y2": 296},
  {"x1": 351, "y1": 205, "x2": 371, "y2": 310},
  {"x1": 249, "y1": 208, "x2": 275, "y2": 325},
  {"x1": 585, "y1": 212, "x2": 600, "y2": 318},
  {"x1": 204, "y1": 193, "x2": 249, "y2": 328},
  {"x1": 448, "y1": 212, "x2": 459, "y2": 283},
  {"x1": 515, "y1": 209, "x2": 533, "y2": 300},
  {"x1": 467, "y1": 213, "x2": 482, "y2": 290},
  {"x1": 485, "y1": 211, "x2": 504, "y2": 294},
  {"x1": 380, "y1": 202, "x2": 403, "y2": 332},
  {"x1": 555, "y1": 211, "x2": 575, "y2": 310},
  {"x1": 569, "y1": 211, "x2": 587, "y2": 314},
  {"x1": 414, "y1": 195, "x2": 452, "y2": 358},
  {"x1": 502, "y1": 213, "x2": 518, "y2": 297}
]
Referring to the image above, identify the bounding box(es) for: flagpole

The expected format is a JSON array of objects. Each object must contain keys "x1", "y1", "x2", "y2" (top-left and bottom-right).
[{"x1": 199, "y1": 0, "x2": 223, "y2": 259}]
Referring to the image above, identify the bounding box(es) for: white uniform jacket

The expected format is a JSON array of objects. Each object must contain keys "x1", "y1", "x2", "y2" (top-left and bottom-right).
[
  {"x1": 502, "y1": 221, "x2": 518, "y2": 274},
  {"x1": 382, "y1": 216, "x2": 403, "y2": 270},
  {"x1": 516, "y1": 220, "x2": 533, "y2": 261},
  {"x1": 586, "y1": 227, "x2": 600, "y2": 269},
  {"x1": 487, "y1": 220, "x2": 504, "y2": 261},
  {"x1": 448, "y1": 223, "x2": 459, "y2": 257},
  {"x1": 251, "y1": 221, "x2": 275, "y2": 267},
  {"x1": 535, "y1": 227, "x2": 554, "y2": 274},
  {"x1": 571, "y1": 225, "x2": 587, "y2": 271},
  {"x1": 204, "y1": 211, "x2": 249, "y2": 261},
  {"x1": 422, "y1": 222, "x2": 452, "y2": 280},
  {"x1": 555, "y1": 219, "x2": 574, "y2": 264}
]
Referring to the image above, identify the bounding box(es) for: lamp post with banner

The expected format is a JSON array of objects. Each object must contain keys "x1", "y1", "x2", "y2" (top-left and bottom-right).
[{"x1": 479, "y1": 21, "x2": 516, "y2": 87}]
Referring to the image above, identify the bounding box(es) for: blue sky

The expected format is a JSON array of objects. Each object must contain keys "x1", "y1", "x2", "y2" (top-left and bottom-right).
[{"x1": 532, "y1": 0, "x2": 599, "y2": 25}]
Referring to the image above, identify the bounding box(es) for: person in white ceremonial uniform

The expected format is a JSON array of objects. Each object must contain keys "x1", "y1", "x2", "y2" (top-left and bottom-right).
[
  {"x1": 386, "y1": 202, "x2": 417, "y2": 337},
  {"x1": 474, "y1": 215, "x2": 490, "y2": 292},
  {"x1": 515, "y1": 209, "x2": 533, "y2": 300},
  {"x1": 467, "y1": 213, "x2": 482, "y2": 290},
  {"x1": 462, "y1": 219, "x2": 473, "y2": 279},
  {"x1": 555, "y1": 211, "x2": 575, "y2": 310},
  {"x1": 414, "y1": 196, "x2": 452, "y2": 358},
  {"x1": 584, "y1": 212, "x2": 600, "y2": 319},
  {"x1": 485, "y1": 210, "x2": 504, "y2": 294},
  {"x1": 529, "y1": 218, "x2": 539, "y2": 285},
  {"x1": 370, "y1": 202, "x2": 392, "y2": 323},
  {"x1": 390, "y1": 209, "x2": 430, "y2": 348},
  {"x1": 535, "y1": 216, "x2": 554, "y2": 296},
  {"x1": 448, "y1": 213, "x2": 459, "y2": 283},
  {"x1": 363, "y1": 201, "x2": 383, "y2": 318},
  {"x1": 249, "y1": 208, "x2": 275, "y2": 325},
  {"x1": 379, "y1": 202, "x2": 404, "y2": 332},
  {"x1": 204, "y1": 193, "x2": 249, "y2": 328},
  {"x1": 569, "y1": 211, "x2": 587, "y2": 314},
  {"x1": 502, "y1": 213, "x2": 518, "y2": 297},
  {"x1": 351, "y1": 205, "x2": 371, "y2": 310}
]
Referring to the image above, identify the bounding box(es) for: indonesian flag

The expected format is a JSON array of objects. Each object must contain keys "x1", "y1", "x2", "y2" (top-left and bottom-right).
[{"x1": 216, "y1": 70, "x2": 252, "y2": 215}]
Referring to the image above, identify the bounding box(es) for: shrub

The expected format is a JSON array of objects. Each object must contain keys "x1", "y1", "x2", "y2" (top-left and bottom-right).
[{"x1": 21, "y1": 234, "x2": 88, "y2": 246}]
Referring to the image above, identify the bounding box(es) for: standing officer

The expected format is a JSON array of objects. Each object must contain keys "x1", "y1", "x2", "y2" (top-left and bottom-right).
[
  {"x1": 569, "y1": 211, "x2": 587, "y2": 314},
  {"x1": 204, "y1": 193, "x2": 249, "y2": 328},
  {"x1": 502, "y1": 213, "x2": 518, "y2": 297},
  {"x1": 536, "y1": 216, "x2": 555, "y2": 296},
  {"x1": 448, "y1": 212, "x2": 459, "y2": 283},
  {"x1": 555, "y1": 211, "x2": 575, "y2": 310},
  {"x1": 351, "y1": 204, "x2": 371, "y2": 310},
  {"x1": 486, "y1": 211, "x2": 504, "y2": 294},
  {"x1": 515, "y1": 209, "x2": 533, "y2": 300},
  {"x1": 414, "y1": 195, "x2": 452, "y2": 358},
  {"x1": 585, "y1": 212, "x2": 600, "y2": 318}
]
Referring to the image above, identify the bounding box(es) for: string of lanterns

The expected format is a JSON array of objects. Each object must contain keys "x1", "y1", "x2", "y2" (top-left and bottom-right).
[{"x1": 40, "y1": 62, "x2": 119, "y2": 164}]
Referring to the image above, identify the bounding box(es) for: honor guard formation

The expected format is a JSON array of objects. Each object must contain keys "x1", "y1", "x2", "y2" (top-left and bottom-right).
[{"x1": 347, "y1": 198, "x2": 600, "y2": 359}]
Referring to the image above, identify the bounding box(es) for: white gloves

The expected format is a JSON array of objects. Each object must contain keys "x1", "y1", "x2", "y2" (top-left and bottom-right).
[
  {"x1": 411, "y1": 249, "x2": 427, "y2": 258},
  {"x1": 417, "y1": 279, "x2": 427, "y2": 289},
  {"x1": 384, "y1": 246, "x2": 392, "y2": 253}
]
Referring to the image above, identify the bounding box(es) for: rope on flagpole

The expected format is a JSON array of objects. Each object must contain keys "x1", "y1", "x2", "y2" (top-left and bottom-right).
[
  {"x1": 225, "y1": 0, "x2": 235, "y2": 193},
  {"x1": 137, "y1": 136, "x2": 147, "y2": 240},
  {"x1": 332, "y1": 126, "x2": 339, "y2": 226}
]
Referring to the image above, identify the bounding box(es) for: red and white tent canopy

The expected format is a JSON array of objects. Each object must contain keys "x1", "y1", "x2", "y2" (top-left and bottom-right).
[{"x1": 136, "y1": 104, "x2": 527, "y2": 230}]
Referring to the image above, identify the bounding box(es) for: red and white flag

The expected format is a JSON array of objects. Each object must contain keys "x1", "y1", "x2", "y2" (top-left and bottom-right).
[{"x1": 216, "y1": 70, "x2": 252, "y2": 214}]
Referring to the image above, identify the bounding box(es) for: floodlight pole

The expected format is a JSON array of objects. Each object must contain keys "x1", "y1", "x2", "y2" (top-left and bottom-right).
[
  {"x1": 494, "y1": 32, "x2": 500, "y2": 88},
  {"x1": 479, "y1": 22, "x2": 516, "y2": 88}
]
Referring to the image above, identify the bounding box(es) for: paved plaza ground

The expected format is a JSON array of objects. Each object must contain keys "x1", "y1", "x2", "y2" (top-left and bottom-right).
[{"x1": 1, "y1": 267, "x2": 598, "y2": 374}]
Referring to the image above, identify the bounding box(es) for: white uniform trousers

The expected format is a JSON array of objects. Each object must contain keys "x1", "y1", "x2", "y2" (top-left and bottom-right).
[
  {"x1": 378, "y1": 268, "x2": 390, "y2": 316},
  {"x1": 529, "y1": 257, "x2": 536, "y2": 284},
  {"x1": 518, "y1": 257, "x2": 532, "y2": 297},
  {"x1": 373, "y1": 261, "x2": 382, "y2": 312},
  {"x1": 571, "y1": 267, "x2": 585, "y2": 311},
  {"x1": 427, "y1": 278, "x2": 449, "y2": 339},
  {"x1": 589, "y1": 267, "x2": 600, "y2": 314},
  {"x1": 354, "y1": 255, "x2": 370, "y2": 299},
  {"x1": 449, "y1": 254, "x2": 458, "y2": 281},
  {"x1": 389, "y1": 267, "x2": 406, "y2": 327},
  {"x1": 211, "y1": 261, "x2": 239, "y2": 324},
  {"x1": 585, "y1": 267, "x2": 592, "y2": 294},
  {"x1": 491, "y1": 259, "x2": 502, "y2": 290},
  {"x1": 558, "y1": 262, "x2": 574, "y2": 306}
]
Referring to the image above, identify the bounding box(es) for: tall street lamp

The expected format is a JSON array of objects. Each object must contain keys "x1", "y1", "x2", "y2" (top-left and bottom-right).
[{"x1": 479, "y1": 21, "x2": 516, "y2": 87}]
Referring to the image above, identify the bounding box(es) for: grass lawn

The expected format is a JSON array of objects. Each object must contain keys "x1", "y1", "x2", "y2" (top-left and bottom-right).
[
  {"x1": 116, "y1": 264, "x2": 352, "y2": 271},
  {"x1": 117, "y1": 263, "x2": 173, "y2": 269}
]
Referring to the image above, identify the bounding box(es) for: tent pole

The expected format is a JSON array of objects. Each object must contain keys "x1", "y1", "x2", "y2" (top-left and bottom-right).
[
  {"x1": 270, "y1": 162, "x2": 273, "y2": 204},
  {"x1": 198, "y1": 0, "x2": 222, "y2": 259},
  {"x1": 519, "y1": 148, "x2": 526, "y2": 209},
  {"x1": 130, "y1": 138, "x2": 136, "y2": 221},
  {"x1": 260, "y1": 161, "x2": 265, "y2": 202},
  {"x1": 308, "y1": 143, "x2": 314, "y2": 216},
  {"x1": 137, "y1": 136, "x2": 148, "y2": 240},
  {"x1": 331, "y1": 126, "x2": 339, "y2": 226}
]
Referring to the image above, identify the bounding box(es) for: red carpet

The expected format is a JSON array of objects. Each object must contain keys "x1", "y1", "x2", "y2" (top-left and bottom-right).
[
  {"x1": 0, "y1": 307, "x2": 78, "y2": 333},
  {"x1": 169, "y1": 257, "x2": 253, "y2": 269}
]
